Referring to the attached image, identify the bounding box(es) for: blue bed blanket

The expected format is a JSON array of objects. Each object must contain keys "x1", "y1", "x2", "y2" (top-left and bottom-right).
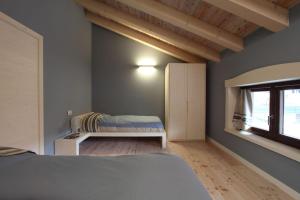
[
  {"x1": 0, "y1": 153, "x2": 211, "y2": 200},
  {"x1": 100, "y1": 115, "x2": 164, "y2": 129},
  {"x1": 79, "y1": 113, "x2": 164, "y2": 132}
]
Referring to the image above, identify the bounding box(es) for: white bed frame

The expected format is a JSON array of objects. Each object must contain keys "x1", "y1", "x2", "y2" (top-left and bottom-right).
[
  {"x1": 89, "y1": 132, "x2": 166, "y2": 148},
  {"x1": 55, "y1": 113, "x2": 167, "y2": 155}
]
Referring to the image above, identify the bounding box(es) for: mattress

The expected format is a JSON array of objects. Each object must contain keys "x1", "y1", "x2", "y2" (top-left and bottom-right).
[
  {"x1": 72, "y1": 113, "x2": 165, "y2": 133},
  {"x1": 99, "y1": 115, "x2": 164, "y2": 132},
  {"x1": 0, "y1": 153, "x2": 211, "y2": 200}
]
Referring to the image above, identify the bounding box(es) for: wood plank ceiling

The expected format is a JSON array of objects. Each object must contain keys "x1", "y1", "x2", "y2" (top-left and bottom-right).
[{"x1": 76, "y1": 0, "x2": 300, "y2": 63}]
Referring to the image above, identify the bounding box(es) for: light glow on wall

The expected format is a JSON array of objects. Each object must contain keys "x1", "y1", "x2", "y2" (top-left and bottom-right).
[{"x1": 136, "y1": 57, "x2": 157, "y2": 66}]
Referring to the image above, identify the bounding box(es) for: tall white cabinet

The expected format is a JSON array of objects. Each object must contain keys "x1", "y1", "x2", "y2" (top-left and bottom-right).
[{"x1": 165, "y1": 63, "x2": 206, "y2": 141}]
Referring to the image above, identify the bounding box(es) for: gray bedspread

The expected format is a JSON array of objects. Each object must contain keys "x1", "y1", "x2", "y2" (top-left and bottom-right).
[
  {"x1": 0, "y1": 153, "x2": 211, "y2": 200},
  {"x1": 100, "y1": 115, "x2": 164, "y2": 129}
]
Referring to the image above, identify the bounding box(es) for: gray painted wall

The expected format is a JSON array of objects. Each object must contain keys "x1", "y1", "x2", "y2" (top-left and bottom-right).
[
  {"x1": 0, "y1": 0, "x2": 92, "y2": 154},
  {"x1": 92, "y1": 25, "x2": 182, "y2": 123},
  {"x1": 207, "y1": 5, "x2": 300, "y2": 192}
]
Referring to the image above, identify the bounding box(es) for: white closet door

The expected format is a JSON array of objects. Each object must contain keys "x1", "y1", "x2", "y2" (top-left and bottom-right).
[
  {"x1": 187, "y1": 64, "x2": 206, "y2": 140},
  {"x1": 168, "y1": 64, "x2": 187, "y2": 140},
  {"x1": 0, "y1": 13, "x2": 44, "y2": 154}
]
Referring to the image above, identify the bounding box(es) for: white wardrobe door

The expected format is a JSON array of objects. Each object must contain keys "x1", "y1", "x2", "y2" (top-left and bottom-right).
[
  {"x1": 0, "y1": 13, "x2": 43, "y2": 154},
  {"x1": 168, "y1": 64, "x2": 187, "y2": 140},
  {"x1": 187, "y1": 64, "x2": 206, "y2": 140}
]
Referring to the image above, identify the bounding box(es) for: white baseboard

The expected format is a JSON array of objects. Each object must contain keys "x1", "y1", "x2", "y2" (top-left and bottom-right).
[{"x1": 208, "y1": 138, "x2": 300, "y2": 200}]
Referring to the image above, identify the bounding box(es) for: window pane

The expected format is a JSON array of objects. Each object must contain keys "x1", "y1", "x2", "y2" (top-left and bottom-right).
[
  {"x1": 282, "y1": 89, "x2": 300, "y2": 140},
  {"x1": 251, "y1": 91, "x2": 270, "y2": 131}
]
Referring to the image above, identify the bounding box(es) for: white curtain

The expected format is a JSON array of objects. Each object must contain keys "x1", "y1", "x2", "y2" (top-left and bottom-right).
[{"x1": 232, "y1": 89, "x2": 253, "y2": 130}]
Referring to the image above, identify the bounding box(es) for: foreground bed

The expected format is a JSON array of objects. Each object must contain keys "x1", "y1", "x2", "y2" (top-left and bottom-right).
[
  {"x1": 0, "y1": 152, "x2": 211, "y2": 200},
  {"x1": 71, "y1": 112, "x2": 167, "y2": 149}
]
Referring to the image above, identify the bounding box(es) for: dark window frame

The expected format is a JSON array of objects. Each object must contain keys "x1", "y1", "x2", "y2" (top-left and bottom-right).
[{"x1": 243, "y1": 80, "x2": 300, "y2": 149}]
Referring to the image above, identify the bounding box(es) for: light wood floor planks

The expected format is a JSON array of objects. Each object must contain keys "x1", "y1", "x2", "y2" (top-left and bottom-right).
[{"x1": 80, "y1": 138, "x2": 294, "y2": 200}]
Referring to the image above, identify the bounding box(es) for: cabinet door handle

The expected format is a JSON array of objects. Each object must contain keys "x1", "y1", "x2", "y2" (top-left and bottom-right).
[
  {"x1": 268, "y1": 115, "x2": 273, "y2": 125},
  {"x1": 187, "y1": 101, "x2": 188, "y2": 113}
]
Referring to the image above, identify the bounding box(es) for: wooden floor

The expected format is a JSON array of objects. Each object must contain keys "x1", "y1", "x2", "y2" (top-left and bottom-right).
[{"x1": 80, "y1": 138, "x2": 294, "y2": 200}]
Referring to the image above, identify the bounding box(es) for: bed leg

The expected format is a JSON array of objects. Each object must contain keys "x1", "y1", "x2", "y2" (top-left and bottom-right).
[{"x1": 162, "y1": 135, "x2": 167, "y2": 149}]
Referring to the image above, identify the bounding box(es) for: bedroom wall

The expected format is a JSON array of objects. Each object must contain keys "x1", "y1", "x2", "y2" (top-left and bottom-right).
[
  {"x1": 0, "y1": 0, "x2": 92, "y2": 154},
  {"x1": 92, "y1": 24, "x2": 182, "y2": 123},
  {"x1": 207, "y1": 4, "x2": 300, "y2": 192}
]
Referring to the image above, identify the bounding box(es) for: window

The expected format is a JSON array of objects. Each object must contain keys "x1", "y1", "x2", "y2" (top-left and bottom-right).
[
  {"x1": 245, "y1": 80, "x2": 300, "y2": 149},
  {"x1": 281, "y1": 89, "x2": 300, "y2": 140},
  {"x1": 251, "y1": 91, "x2": 270, "y2": 131}
]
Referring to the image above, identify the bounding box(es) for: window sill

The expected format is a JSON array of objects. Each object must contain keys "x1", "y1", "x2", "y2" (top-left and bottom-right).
[{"x1": 224, "y1": 128, "x2": 300, "y2": 163}]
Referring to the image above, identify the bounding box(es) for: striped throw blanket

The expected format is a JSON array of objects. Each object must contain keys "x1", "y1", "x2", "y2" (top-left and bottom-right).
[
  {"x1": 0, "y1": 147, "x2": 30, "y2": 156},
  {"x1": 80, "y1": 112, "x2": 104, "y2": 132}
]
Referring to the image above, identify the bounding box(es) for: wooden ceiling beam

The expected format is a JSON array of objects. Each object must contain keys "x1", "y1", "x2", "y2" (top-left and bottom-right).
[
  {"x1": 86, "y1": 12, "x2": 205, "y2": 63},
  {"x1": 76, "y1": 0, "x2": 220, "y2": 62},
  {"x1": 116, "y1": 0, "x2": 243, "y2": 52},
  {"x1": 203, "y1": 0, "x2": 289, "y2": 32}
]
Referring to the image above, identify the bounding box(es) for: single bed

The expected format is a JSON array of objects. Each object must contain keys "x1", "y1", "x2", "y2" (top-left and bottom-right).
[
  {"x1": 0, "y1": 150, "x2": 211, "y2": 200},
  {"x1": 71, "y1": 112, "x2": 167, "y2": 149}
]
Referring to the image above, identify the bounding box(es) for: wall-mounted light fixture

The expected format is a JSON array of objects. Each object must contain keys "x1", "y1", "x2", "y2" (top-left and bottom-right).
[
  {"x1": 137, "y1": 65, "x2": 157, "y2": 76},
  {"x1": 136, "y1": 57, "x2": 157, "y2": 78}
]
